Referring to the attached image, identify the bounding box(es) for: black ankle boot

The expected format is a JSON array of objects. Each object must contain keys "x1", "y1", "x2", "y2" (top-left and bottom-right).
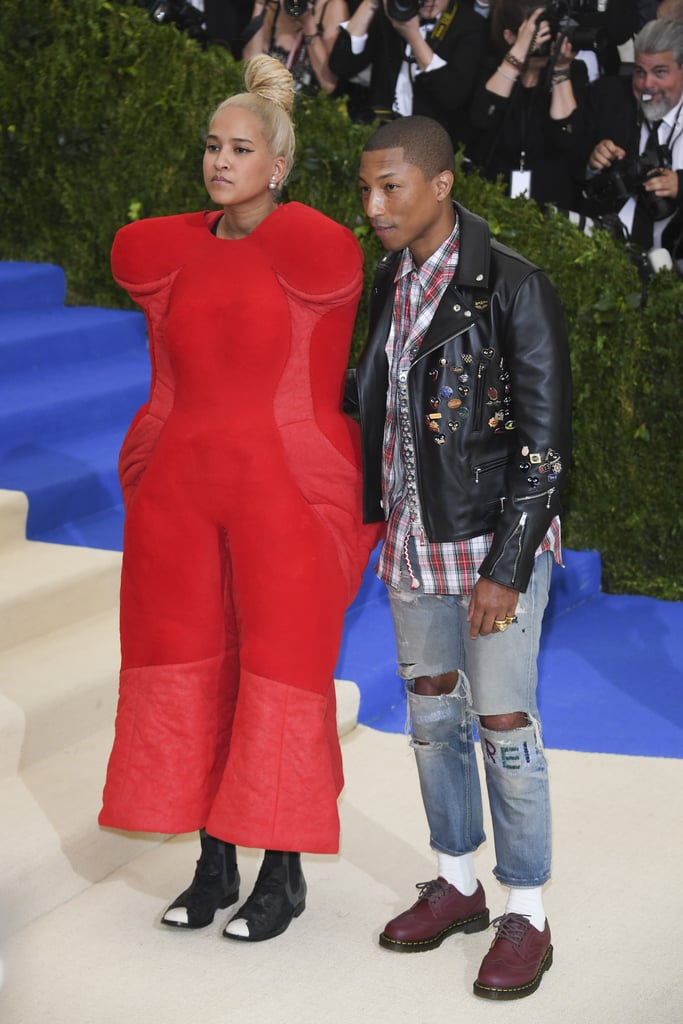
[
  {"x1": 222, "y1": 850, "x2": 306, "y2": 942},
  {"x1": 162, "y1": 829, "x2": 240, "y2": 929}
]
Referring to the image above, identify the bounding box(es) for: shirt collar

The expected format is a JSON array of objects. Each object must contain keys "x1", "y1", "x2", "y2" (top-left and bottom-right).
[
  {"x1": 662, "y1": 95, "x2": 683, "y2": 130},
  {"x1": 394, "y1": 216, "x2": 460, "y2": 284}
]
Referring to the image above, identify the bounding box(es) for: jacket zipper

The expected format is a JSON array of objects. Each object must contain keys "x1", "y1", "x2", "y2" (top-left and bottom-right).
[
  {"x1": 518, "y1": 485, "x2": 556, "y2": 510},
  {"x1": 511, "y1": 512, "x2": 527, "y2": 582},
  {"x1": 488, "y1": 511, "x2": 528, "y2": 583},
  {"x1": 474, "y1": 455, "x2": 509, "y2": 483},
  {"x1": 473, "y1": 361, "x2": 488, "y2": 431},
  {"x1": 410, "y1": 324, "x2": 474, "y2": 517}
]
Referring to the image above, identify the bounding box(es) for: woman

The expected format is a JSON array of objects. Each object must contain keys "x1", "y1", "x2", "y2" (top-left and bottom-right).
[
  {"x1": 469, "y1": 1, "x2": 588, "y2": 211},
  {"x1": 242, "y1": 0, "x2": 348, "y2": 94},
  {"x1": 99, "y1": 54, "x2": 379, "y2": 943}
]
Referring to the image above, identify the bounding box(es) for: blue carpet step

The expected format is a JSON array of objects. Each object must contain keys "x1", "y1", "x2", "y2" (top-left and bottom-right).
[
  {"x1": 0, "y1": 307, "x2": 147, "y2": 374},
  {"x1": 2, "y1": 348, "x2": 149, "y2": 446},
  {"x1": 0, "y1": 428, "x2": 127, "y2": 539},
  {"x1": 0, "y1": 262, "x2": 66, "y2": 313},
  {"x1": 0, "y1": 261, "x2": 150, "y2": 546},
  {"x1": 36, "y1": 503, "x2": 126, "y2": 551}
]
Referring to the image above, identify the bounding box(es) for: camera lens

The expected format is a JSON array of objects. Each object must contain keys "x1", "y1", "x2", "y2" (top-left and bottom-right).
[
  {"x1": 149, "y1": 0, "x2": 172, "y2": 24},
  {"x1": 386, "y1": 0, "x2": 422, "y2": 22},
  {"x1": 283, "y1": 0, "x2": 311, "y2": 15}
]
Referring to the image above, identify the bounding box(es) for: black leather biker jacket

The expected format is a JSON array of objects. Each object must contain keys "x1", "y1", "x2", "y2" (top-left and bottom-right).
[{"x1": 351, "y1": 202, "x2": 572, "y2": 593}]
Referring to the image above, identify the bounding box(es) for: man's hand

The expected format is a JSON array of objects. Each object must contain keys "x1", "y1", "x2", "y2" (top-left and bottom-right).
[
  {"x1": 467, "y1": 577, "x2": 520, "y2": 639},
  {"x1": 588, "y1": 138, "x2": 625, "y2": 172},
  {"x1": 642, "y1": 166, "x2": 680, "y2": 200}
]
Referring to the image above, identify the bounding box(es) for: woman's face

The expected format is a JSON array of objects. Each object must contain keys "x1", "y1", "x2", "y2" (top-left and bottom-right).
[{"x1": 203, "y1": 106, "x2": 283, "y2": 208}]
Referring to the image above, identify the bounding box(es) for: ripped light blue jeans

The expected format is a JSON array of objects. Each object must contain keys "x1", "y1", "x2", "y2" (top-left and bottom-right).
[{"x1": 386, "y1": 551, "x2": 553, "y2": 888}]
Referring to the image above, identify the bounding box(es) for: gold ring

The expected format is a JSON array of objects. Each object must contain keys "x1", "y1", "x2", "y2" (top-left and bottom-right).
[
  {"x1": 504, "y1": 615, "x2": 516, "y2": 624},
  {"x1": 493, "y1": 619, "x2": 509, "y2": 632}
]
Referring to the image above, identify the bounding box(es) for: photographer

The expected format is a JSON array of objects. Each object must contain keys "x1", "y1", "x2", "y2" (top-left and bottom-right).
[
  {"x1": 137, "y1": 0, "x2": 258, "y2": 53},
  {"x1": 328, "y1": 0, "x2": 488, "y2": 149},
  {"x1": 576, "y1": 18, "x2": 683, "y2": 262},
  {"x1": 569, "y1": 1, "x2": 639, "y2": 78},
  {"x1": 469, "y1": 2, "x2": 588, "y2": 211},
  {"x1": 242, "y1": 0, "x2": 349, "y2": 93}
]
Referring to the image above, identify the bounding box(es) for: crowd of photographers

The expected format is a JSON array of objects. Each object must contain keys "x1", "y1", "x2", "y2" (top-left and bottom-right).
[{"x1": 140, "y1": 0, "x2": 683, "y2": 275}]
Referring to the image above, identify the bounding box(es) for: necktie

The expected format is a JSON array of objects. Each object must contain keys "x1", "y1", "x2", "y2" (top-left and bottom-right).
[
  {"x1": 642, "y1": 119, "x2": 662, "y2": 162},
  {"x1": 630, "y1": 120, "x2": 662, "y2": 249}
]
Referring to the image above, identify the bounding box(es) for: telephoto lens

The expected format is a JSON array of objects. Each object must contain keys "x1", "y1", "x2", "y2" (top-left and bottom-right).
[{"x1": 386, "y1": 0, "x2": 422, "y2": 21}]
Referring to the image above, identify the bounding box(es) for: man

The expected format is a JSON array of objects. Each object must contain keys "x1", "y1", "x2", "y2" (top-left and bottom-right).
[
  {"x1": 329, "y1": 0, "x2": 488, "y2": 149},
  {"x1": 578, "y1": 18, "x2": 683, "y2": 260},
  {"x1": 352, "y1": 115, "x2": 572, "y2": 1000}
]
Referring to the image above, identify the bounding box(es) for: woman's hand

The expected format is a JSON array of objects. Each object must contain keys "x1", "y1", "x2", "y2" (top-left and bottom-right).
[
  {"x1": 509, "y1": 6, "x2": 552, "y2": 64},
  {"x1": 552, "y1": 31, "x2": 576, "y2": 71}
]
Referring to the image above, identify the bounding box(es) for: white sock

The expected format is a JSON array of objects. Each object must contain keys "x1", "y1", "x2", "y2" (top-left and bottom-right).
[
  {"x1": 505, "y1": 886, "x2": 546, "y2": 931},
  {"x1": 437, "y1": 852, "x2": 477, "y2": 896}
]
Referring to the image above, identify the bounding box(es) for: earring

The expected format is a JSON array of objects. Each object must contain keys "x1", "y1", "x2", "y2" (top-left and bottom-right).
[{"x1": 268, "y1": 181, "x2": 277, "y2": 190}]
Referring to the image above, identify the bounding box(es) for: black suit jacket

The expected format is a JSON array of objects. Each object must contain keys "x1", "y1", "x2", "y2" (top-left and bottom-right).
[{"x1": 350, "y1": 203, "x2": 572, "y2": 593}]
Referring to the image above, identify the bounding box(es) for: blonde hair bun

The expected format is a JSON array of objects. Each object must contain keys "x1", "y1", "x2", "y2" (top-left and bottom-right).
[{"x1": 244, "y1": 54, "x2": 296, "y2": 114}]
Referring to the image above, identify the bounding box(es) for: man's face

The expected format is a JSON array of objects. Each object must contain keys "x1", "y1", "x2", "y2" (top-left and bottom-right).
[
  {"x1": 358, "y1": 147, "x2": 453, "y2": 265},
  {"x1": 416, "y1": 0, "x2": 448, "y2": 18},
  {"x1": 383, "y1": 0, "x2": 448, "y2": 19},
  {"x1": 633, "y1": 49, "x2": 683, "y2": 120}
]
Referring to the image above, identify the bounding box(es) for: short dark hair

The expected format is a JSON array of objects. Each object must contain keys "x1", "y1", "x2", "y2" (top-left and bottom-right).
[{"x1": 362, "y1": 116, "x2": 455, "y2": 180}]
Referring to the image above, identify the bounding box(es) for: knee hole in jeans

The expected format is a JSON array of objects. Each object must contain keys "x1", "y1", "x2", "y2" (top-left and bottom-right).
[{"x1": 479, "y1": 711, "x2": 528, "y2": 731}]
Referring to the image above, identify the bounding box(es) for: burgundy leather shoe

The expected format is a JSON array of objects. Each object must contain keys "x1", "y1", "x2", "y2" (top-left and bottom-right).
[
  {"x1": 379, "y1": 878, "x2": 489, "y2": 952},
  {"x1": 473, "y1": 913, "x2": 553, "y2": 1000}
]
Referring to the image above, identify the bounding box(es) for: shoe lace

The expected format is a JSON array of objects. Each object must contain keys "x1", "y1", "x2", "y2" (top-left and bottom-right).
[
  {"x1": 415, "y1": 879, "x2": 449, "y2": 904},
  {"x1": 490, "y1": 913, "x2": 532, "y2": 948}
]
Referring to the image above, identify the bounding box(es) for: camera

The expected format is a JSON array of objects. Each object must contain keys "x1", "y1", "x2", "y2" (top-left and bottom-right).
[
  {"x1": 283, "y1": 0, "x2": 314, "y2": 15},
  {"x1": 386, "y1": 0, "x2": 425, "y2": 23},
  {"x1": 145, "y1": 0, "x2": 207, "y2": 42},
  {"x1": 582, "y1": 147, "x2": 677, "y2": 222},
  {"x1": 531, "y1": 1, "x2": 608, "y2": 58}
]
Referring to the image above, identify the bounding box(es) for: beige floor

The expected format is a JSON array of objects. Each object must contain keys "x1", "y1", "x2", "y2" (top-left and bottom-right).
[{"x1": 2, "y1": 727, "x2": 682, "y2": 1024}]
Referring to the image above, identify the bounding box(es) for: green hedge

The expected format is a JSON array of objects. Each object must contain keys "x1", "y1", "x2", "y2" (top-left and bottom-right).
[{"x1": 1, "y1": 0, "x2": 681, "y2": 599}]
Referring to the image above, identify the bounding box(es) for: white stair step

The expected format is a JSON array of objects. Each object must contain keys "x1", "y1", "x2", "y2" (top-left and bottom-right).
[
  {"x1": 0, "y1": 489, "x2": 28, "y2": 547},
  {"x1": 0, "y1": 690, "x2": 25, "y2": 786},
  {"x1": 0, "y1": 538, "x2": 121, "y2": 649},
  {"x1": 0, "y1": 724, "x2": 167, "y2": 941},
  {"x1": 0, "y1": 609, "x2": 120, "y2": 779}
]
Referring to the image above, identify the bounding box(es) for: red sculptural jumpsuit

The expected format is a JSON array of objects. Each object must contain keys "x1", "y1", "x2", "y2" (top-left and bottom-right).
[{"x1": 99, "y1": 203, "x2": 379, "y2": 853}]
